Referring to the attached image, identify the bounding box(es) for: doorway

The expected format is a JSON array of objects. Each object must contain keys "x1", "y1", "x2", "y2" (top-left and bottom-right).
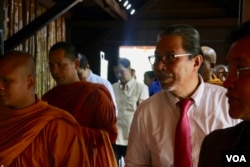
[{"x1": 119, "y1": 46, "x2": 155, "y2": 84}]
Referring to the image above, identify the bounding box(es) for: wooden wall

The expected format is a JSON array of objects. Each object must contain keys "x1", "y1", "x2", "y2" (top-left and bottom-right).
[{"x1": 3, "y1": 0, "x2": 66, "y2": 97}]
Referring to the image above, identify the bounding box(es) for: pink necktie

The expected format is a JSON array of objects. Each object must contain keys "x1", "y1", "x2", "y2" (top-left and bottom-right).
[{"x1": 174, "y1": 99, "x2": 193, "y2": 167}]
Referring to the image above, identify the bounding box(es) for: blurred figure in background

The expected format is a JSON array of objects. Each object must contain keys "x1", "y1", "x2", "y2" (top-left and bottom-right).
[
  {"x1": 130, "y1": 68, "x2": 136, "y2": 79},
  {"x1": 214, "y1": 64, "x2": 228, "y2": 82},
  {"x1": 77, "y1": 53, "x2": 118, "y2": 116},
  {"x1": 199, "y1": 46, "x2": 223, "y2": 86},
  {"x1": 143, "y1": 70, "x2": 161, "y2": 96},
  {"x1": 112, "y1": 58, "x2": 149, "y2": 166}
]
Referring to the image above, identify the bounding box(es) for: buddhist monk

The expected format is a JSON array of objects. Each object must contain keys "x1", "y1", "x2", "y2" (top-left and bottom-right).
[
  {"x1": 42, "y1": 42, "x2": 117, "y2": 167},
  {"x1": 199, "y1": 46, "x2": 223, "y2": 86},
  {"x1": 0, "y1": 50, "x2": 90, "y2": 167}
]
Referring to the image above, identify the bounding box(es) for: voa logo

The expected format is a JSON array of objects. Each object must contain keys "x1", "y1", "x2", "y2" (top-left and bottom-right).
[{"x1": 226, "y1": 155, "x2": 247, "y2": 162}]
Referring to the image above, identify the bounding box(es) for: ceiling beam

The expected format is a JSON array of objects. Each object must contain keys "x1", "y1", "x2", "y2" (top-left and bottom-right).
[
  {"x1": 4, "y1": 0, "x2": 82, "y2": 51},
  {"x1": 69, "y1": 18, "x2": 238, "y2": 28}
]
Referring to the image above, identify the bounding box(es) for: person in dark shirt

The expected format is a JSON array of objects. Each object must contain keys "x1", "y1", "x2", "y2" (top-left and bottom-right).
[
  {"x1": 198, "y1": 21, "x2": 250, "y2": 167},
  {"x1": 143, "y1": 70, "x2": 161, "y2": 96}
]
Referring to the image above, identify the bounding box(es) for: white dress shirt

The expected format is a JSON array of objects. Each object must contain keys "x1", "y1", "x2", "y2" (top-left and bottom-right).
[
  {"x1": 125, "y1": 77, "x2": 240, "y2": 167},
  {"x1": 87, "y1": 70, "x2": 118, "y2": 116},
  {"x1": 113, "y1": 78, "x2": 149, "y2": 145}
]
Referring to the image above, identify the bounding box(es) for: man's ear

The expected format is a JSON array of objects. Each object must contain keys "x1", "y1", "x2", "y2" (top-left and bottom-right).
[
  {"x1": 27, "y1": 75, "x2": 35, "y2": 89},
  {"x1": 74, "y1": 58, "x2": 80, "y2": 69},
  {"x1": 193, "y1": 54, "x2": 203, "y2": 71}
]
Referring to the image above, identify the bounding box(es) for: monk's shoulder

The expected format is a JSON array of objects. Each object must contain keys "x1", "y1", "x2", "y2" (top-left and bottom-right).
[{"x1": 41, "y1": 101, "x2": 78, "y2": 123}]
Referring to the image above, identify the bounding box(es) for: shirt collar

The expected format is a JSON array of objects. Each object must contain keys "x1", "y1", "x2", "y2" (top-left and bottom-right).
[
  {"x1": 165, "y1": 75, "x2": 204, "y2": 108},
  {"x1": 189, "y1": 75, "x2": 204, "y2": 108},
  {"x1": 119, "y1": 77, "x2": 136, "y2": 90}
]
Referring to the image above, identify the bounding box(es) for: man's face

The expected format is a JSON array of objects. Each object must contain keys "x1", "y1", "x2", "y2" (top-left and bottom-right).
[
  {"x1": 49, "y1": 49, "x2": 79, "y2": 85},
  {"x1": 114, "y1": 64, "x2": 131, "y2": 84},
  {"x1": 223, "y1": 36, "x2": 250, "y2": 120},
  {"x1": 77, "y1": 67, "x2": 89, "y2": 80},
  {"x1": 0, "y1": 62, "x2": 31, "y2": 109},
  {"x1": 144, "y1": 74, "x2": 153, "y2": 86},
  {"x1": 153, "y1": 35, "x2": 197, "y2": 93}
]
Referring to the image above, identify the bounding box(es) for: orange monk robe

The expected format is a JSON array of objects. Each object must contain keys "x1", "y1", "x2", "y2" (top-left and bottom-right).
[
  {"x1": 42, "y1": 81, "x2": 118, "y2": 167},
  {"x1": 207, "y1": 73, "x2": 224, "y2": 86},
  {"x1": 0, "y1": 100, "x2": 90, "y2": 167}
]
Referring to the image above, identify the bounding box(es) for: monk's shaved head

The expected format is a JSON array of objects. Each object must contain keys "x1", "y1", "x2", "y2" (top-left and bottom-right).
[
  {"x1": 0, "y1": 50, "x2": 36, "y2": 77},
  {"x1": 0, "y1": 50, "x2": 37, "y2": 109}
]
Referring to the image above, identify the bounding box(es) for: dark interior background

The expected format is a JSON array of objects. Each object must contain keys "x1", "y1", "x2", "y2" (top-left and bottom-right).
[{"x1": 2, "y1": 0, "x2": 247, "y2": 83}]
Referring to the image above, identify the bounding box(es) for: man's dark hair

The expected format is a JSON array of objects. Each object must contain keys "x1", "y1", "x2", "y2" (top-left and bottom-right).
[
  {"x1": 144, "y1": 71, "x2": 156, "y2": 80},
  {"x1": 77, "y1": 53, "x2": 89, "y2": 69},
  {"x1": 49, "y1": 42, "x2": 78, "y2": 61},
  {"x1": 116, "y1": 57, "x2": 131, "y2": 68},
  {"x1": 227, "y1": 21, "x2": 250, "y2": 45},
  {"x1": 157, "y1": 24, "x2": 202, "y2": 57}
]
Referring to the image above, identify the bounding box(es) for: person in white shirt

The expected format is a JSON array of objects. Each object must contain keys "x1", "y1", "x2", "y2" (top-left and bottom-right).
[
  {"x1": 125, "y1": 24, "x2": 240, "y2": 167},
  {"x1": 112, "y1": 57, "x2": 149, "y2": 166},
  {"x1": 77, "y1": 53, "x2": 118, "y2": 116}
]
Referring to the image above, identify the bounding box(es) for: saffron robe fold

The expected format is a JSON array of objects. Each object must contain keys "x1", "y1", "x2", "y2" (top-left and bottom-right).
[
  {"x1": 206, "y1": 73, "x2": 223, "y2": 86},
  {"x1": 0, "y1": 100, "x2": 90, "y2": 167},
  {"x1": 42, "y1": 81, "x2": 118, "y2": 167}
]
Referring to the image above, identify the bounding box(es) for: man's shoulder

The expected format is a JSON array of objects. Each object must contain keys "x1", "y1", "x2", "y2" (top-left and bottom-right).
[
  {"x1": 137, "y1": 91, "x2": 165, "y2": 108},
  {"x1": 42, "y1": 81, "x2": 106, "y2": 100},
  {"x1": 203, "y1": 82, "x2": 227, "y2": 93},
  {"x1": 206, "y1": 121, "x2": 244, "y2": 141},
  {"x1": 72, "y1": 81, "x2": 107, "y2": 91},
  {"x1": 90, "y1": 72, "x2": 109, "y2": 82},
  {"x1": 40, "y1": 101, "x2": 76, "y2": 120},
  {"x1": 134, "y1": 80, "x2": 147, "y2": 89},
  {"x1": 91, "y1": 73, "x2": 112, "y2": 86},
  {"x1": 41, "y1": 82, "x2": 113, "y2": 118},
  {"x1": 112, "y1": 82, "x2": 119, "y2": 87}
]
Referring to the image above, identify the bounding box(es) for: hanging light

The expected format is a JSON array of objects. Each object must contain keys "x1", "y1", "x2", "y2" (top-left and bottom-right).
[
  {"x1": 130, "y1": 9, "x2": 135, "y2": 15},
  {"x1": 123, "y1": 0, "x2": 129, "y2": 7},
  {"x1": 126, "y1": 4, "x2": 131, "y2": 10}
]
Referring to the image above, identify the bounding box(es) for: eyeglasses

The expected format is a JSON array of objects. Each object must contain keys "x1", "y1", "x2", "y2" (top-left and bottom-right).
[
  {"x1": 226, "y1": 67, "x2": 250, "y2": 80},
  {"x1": 148, "y1": 53, "x2": 192, "y2": 65}
]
